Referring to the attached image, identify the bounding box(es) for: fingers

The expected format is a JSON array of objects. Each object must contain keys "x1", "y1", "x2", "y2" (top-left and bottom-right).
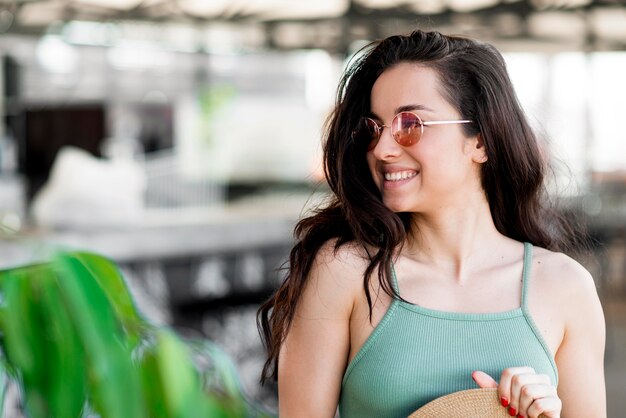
[
  {"x1": 499, "y1": 367, "x2": 560, "y2": 418},
  {"x1": 471, "y1": 370, "x2": 498, "y2": 388},
  {"x1": 498, "y1": 366, "x2": 536, "y2": 410},
  {"x1": 511, "y1": 373, "x2": 551, "y2": 415},
  {"x1": 517, "y1": 383, "x2": 558, "y2": 417},
  {"x1": 527, "y1": 397, "x2": 562, "y2": 418}
]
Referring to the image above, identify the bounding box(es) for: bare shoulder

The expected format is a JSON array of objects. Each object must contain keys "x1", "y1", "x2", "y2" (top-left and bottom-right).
[
  {"x1": 530, "y1": 246, "x2": 602, "y2": 322},
  {"x1": 531, "y1": 246, "x2": 597, "y2": 295},
  {"x1": 311, "y1": 239, "x2": 371, "y2": 288},
  {"x1": 298, "y1": 239, "x2": 370, "y2": 318},
  {"x1": 313, "y1": 239, "x2": 371, "y2": 274}
]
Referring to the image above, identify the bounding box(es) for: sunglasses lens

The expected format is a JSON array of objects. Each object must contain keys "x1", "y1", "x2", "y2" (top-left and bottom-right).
[
  {"x1": 393, "y1": 112, "x2": 422, "y2": 146},
  {"x1": 363, "y1": 118, "x2": 380, "y2": 150}
]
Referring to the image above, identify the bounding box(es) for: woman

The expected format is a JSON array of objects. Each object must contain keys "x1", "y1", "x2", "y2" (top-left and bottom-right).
[{"x1": 257, "y1": 30, "x2": 606, "y2": 418}]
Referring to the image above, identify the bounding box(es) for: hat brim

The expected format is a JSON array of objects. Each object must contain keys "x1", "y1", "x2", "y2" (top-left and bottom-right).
[{"x1": 408, "y1": 388, "x2": 509, "y2": 418}]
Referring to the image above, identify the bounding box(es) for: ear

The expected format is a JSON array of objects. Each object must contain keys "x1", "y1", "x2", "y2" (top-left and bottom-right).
[{"x1": 471, "y1": 133, "x2": 488, "y2": 164}]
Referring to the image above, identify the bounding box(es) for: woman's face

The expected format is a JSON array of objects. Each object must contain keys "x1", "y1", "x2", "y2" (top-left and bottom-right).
[{"x1": 366, "y1": 62, "x2": 485, "y2": 214}]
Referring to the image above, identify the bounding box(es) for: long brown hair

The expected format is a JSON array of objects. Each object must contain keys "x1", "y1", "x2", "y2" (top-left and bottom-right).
[{"x1": 257, "y1": 30, "x2": 580, "y2": 383}]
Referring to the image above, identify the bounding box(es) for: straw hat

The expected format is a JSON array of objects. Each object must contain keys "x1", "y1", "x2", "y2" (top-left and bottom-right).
[{"x1": 408, "y1": 388, "x2": 547, "y2": 418}]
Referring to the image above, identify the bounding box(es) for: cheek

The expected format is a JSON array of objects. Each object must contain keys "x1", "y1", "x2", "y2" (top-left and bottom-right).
[
  {"x1": 424, "y1": 155, "x2": 474, "y2": 190},
  {"x1": 413, "y1": 144, "x2": 464, "y2": 183}
]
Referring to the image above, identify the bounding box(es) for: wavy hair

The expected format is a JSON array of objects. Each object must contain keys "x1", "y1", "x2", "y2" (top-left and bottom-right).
[{"x1": 257, "y1": 30, "x2": 580, "y2": 383}]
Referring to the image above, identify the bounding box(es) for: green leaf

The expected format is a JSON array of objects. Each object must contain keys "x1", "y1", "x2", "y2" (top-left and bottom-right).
[
  {"x1": 53, "y1": 253, "x2": 145, "y2": 418},
  {"x1": 38, "y1": 275, "x2": 87, "y2": 418},
  {"x1": 151, "y1": 330, "x2": 209, "y2": 418},
  {"x1": 0, "y1": 267, "x2": 49, "y2": 417},
  {"x1": 69, "y1": 253, "x2": 147, "y2": 345}
]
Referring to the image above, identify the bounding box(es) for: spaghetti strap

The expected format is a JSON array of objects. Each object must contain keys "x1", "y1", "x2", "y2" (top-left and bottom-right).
[
  {"x1": 390, "y1": 264, "x2": 400, "y2": 294},
  {"x1": 521, "y1": 242, "x2": 533, "y2": 311}
]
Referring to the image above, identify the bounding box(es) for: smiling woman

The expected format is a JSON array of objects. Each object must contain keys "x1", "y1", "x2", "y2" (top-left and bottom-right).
[{"x1": 257, "y1": 30, "x2": 606, "y2": 418}]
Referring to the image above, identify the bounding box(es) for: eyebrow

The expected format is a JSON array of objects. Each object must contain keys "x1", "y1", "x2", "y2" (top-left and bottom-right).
[
  {"x1": 396, "y1": 104, "x2": 434, "y2": 113},
  {"x1": 370, "y1": 104, "x2": 435, "y2": 119}
]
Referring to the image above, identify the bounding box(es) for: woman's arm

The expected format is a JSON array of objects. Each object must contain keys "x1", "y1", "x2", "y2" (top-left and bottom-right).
[
  {"x1": 553, "y1": 258, "x2": 606, "y2": 417},
  {"x1": 278, "y1": 243, "x2": 362, "y2": 418}
]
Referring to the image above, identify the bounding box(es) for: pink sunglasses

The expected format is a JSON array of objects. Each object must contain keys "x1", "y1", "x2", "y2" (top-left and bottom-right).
[{"x1": 362, "y1": 111, "x2": 472, "y2": 150}]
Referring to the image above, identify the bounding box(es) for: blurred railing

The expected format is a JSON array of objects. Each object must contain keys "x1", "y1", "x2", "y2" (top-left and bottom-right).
[{"x1": 143, "y1": 150, "x2": 225, "y2": 209}]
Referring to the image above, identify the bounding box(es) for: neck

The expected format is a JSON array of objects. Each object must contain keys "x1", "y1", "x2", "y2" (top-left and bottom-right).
[{"x1": 403, "y1": 194, "x2": 506, "y2": 281}]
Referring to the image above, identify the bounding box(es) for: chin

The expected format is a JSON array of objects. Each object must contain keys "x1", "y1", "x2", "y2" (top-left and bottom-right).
[{"x1": 383, "y1": 200, "x2": 415, "y2": 214}]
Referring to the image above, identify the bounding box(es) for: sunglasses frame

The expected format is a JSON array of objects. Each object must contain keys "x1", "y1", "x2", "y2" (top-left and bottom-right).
[{"x1": 363, "y1": 111, "x2": 472, "y2": 150}]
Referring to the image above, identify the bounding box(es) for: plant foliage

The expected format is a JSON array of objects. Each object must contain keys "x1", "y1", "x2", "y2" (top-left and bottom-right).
[{"x1": 0, "y1": 252, "x2": 273, "y2": 418}]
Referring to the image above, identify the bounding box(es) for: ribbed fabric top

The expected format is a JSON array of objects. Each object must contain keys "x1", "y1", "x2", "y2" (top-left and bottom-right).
[{"x1": 339, "y1": 243, "x2": 558, "y2": 418}]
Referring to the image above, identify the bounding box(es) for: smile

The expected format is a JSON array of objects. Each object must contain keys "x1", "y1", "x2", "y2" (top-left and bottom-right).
[{"x1": 384, "y1": 170, "x2": 418, "y2": 182}]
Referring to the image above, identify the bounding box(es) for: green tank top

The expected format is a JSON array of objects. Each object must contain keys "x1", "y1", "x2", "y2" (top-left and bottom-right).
[{"x1": 339, "y1": 243, "x2": 558, "y2": 418}]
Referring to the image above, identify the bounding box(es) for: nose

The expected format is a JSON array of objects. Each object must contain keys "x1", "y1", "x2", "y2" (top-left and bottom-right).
[{"x1": 371, "y1": 125, "x2": 401, "y2": 160}]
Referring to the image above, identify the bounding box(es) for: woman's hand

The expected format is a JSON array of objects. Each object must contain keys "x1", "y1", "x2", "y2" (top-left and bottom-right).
[{"x1": 472, "y1": 368, "x2": 561, "y2": 418}]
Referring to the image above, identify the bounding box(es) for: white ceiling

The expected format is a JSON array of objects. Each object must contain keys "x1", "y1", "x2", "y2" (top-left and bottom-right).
[{"x1": 0, "y1": 0, "x2": 625, "y2": 52}]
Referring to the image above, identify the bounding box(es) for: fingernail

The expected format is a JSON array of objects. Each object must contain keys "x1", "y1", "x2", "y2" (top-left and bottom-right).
[
  {"x1": 500, "y1": 397, "x2": 509, "y2": 407},
  {"x1": 508, "y1": 406, "x2": 517, "y2": 416},
  {"x1": 517, "y1": 415, "x2": 525, "y2": 418}
]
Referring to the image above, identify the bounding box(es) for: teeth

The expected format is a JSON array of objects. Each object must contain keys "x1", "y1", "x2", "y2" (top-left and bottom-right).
[{"x1": 384, "y1": 171, "x2": 417, "y2": 181}]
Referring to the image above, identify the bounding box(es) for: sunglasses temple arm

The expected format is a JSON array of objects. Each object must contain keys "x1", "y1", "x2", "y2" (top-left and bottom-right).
[{"x1": 422, "y1": 120, "x2": 472, "y2": 126}]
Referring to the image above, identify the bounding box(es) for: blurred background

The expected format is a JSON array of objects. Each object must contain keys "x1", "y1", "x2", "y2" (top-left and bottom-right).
[{"x1": 0, "y1": 0, "x2": 624, "y2": 416}]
